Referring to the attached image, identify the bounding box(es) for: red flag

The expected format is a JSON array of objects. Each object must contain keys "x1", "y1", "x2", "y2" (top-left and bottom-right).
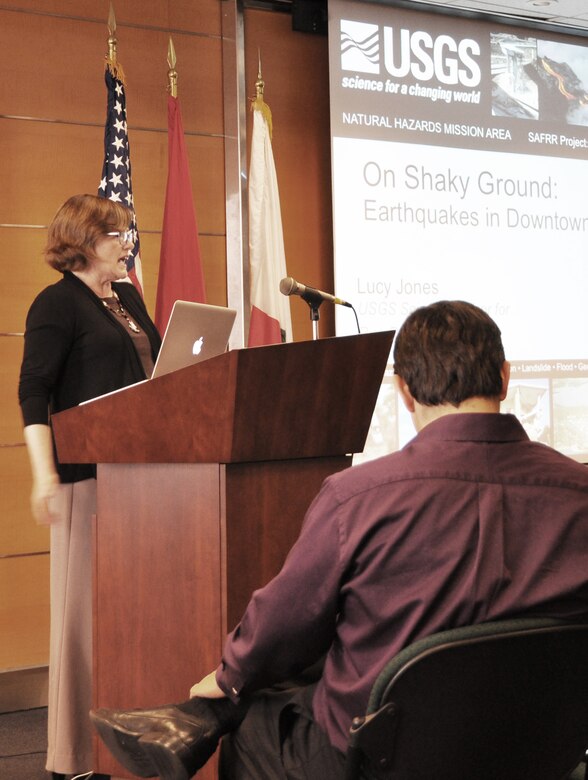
[{"x1": 155, "y1": 95, "x2": 207, "y2": 334}]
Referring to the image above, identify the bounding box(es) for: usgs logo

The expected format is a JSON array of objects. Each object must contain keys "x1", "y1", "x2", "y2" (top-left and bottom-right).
[{"x1": 341, "y1": 19, "x2": 481, "y2": 87}]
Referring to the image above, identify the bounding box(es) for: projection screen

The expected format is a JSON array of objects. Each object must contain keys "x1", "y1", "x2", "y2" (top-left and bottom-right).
[{"x1": 328, "y1": 0, "x2": 588, "y2": 463}]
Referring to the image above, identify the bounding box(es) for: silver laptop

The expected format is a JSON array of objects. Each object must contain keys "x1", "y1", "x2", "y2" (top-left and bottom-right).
[
  {"x1": 151, "y1": 300, "x2": 237, "y2": 378},
  {"x1": 80, "y1": 301, "x2": 236, "y2": 405}
]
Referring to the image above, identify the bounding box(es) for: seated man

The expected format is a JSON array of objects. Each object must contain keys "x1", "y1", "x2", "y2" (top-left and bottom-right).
[{"x1": 91, "y1": 300, "x2": 588, "y2": 780}]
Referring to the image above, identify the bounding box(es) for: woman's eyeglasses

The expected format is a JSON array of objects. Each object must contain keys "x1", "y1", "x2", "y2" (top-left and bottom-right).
[{"x1": 105, "y1": 230, "x2": 134, "y2": 246}]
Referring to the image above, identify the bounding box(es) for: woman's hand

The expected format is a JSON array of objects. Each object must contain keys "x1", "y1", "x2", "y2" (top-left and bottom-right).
[
  {"x1": 189, "y1": 670, "x2": 227, "y2": 699},
  {"x1": 23, "y1": 424, "x2": 60, "y2": 525},
  {"x1": 31, "y1": 473, "x2": 60, "y2": 525}
]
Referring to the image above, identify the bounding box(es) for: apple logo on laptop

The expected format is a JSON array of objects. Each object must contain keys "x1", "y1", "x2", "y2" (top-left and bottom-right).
[{"x1": 192, "y1": 336, "x2": 204, "y2": 356}]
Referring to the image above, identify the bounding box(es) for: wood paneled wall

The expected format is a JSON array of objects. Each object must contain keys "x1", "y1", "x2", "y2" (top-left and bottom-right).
[{"x1": 0, "y1": 1, "x2": 332, "y2": 678}]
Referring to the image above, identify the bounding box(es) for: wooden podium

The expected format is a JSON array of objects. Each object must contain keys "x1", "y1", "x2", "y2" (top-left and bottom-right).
[{"x1": 51, "y1": 331, "x2": 394, "y2": 778}]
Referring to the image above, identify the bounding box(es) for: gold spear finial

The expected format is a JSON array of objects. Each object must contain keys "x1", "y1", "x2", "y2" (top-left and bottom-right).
[
  {"x1": 251, "y1": 48, "x2": 272, "y2": 137},
  {"x1": 107, "y1": 2, "x2": 116, "y2": 36},
  {"x1": 167, "y1": 36, "x2": 178, "y2": 98},
  {"x1": 255, "y1": 48, "x2": 264, "y2": 100},
  {"x1": 105, "y1": 2, "x2": 125, "y2": 82},
  {"x1": 107, "y1": 3, "x2": 117, "y2": 66}
]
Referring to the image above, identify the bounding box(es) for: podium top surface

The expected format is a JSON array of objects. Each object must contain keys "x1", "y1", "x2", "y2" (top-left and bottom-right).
[{"x1": 52, "y1": 330, "x2": 395, "y2": 464}]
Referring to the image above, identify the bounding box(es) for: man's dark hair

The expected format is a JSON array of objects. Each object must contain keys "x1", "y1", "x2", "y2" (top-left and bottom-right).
[{"x1": 393, "y1": 300, "x2": 505, "y2": 407}]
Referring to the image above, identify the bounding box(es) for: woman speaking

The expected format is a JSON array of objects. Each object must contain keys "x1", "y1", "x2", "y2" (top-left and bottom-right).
[{"x1": 18, "y1": 194, "x2": 161, "y2": 779}]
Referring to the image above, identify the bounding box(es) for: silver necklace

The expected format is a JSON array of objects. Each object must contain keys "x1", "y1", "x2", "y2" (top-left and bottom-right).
[{"x1": 102, "y1": 290, "x2": 141, "y2": 333}]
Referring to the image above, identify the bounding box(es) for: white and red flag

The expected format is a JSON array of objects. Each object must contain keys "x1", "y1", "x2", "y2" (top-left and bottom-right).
[{"x1": 247, "y1": 78, "x2": 292, "y2": 347}]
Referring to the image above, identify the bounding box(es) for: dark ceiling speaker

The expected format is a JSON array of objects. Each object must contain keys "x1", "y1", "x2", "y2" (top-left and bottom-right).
[{"x1": 292, "y1": 0, "x2": 328, "y2": 35}]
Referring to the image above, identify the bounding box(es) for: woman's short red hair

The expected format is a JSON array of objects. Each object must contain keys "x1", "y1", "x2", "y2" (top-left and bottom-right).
[{"x1": 45, "y1": 194, "x2": 133, "y2": 272}]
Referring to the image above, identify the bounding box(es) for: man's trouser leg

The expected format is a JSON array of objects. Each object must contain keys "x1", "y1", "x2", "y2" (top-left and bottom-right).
[{"x1": 219, "y1": 685, "x2": 346, "y2": 780}]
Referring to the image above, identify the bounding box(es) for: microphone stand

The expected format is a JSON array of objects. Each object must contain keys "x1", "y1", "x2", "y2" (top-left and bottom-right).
[{"x1": 301, "y1": 291, "x2": 323, "y2": 340}]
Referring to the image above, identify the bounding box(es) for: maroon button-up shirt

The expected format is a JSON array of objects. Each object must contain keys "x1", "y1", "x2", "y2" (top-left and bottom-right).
[{"x1": 217, "y1": 413, "x2": 588, "y2": 752}]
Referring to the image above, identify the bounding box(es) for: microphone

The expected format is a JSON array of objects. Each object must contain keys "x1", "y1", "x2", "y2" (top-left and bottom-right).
[{"x1": 279, "y1": 277, "x2": 352, "y2": 308}]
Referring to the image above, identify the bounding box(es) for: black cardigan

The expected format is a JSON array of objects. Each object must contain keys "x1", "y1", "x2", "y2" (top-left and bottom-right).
[{"x1": 19, "y1": 272, "x2": 162, "y2": 482}]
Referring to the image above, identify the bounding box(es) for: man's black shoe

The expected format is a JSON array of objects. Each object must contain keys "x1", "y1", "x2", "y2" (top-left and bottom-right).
[
  {"x1": 90, "y1": 705, "x2": 161, "y2": 777},
  {"x1": 137, "y1": 726, "x2": 211, "y2": 780},
  {"x1": 90, "y1": 698, "x2": 249, "y2": 779}
]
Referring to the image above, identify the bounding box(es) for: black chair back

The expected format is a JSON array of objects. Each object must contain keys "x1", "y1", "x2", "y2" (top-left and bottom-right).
[{"x1": 345, "y1": 617, "x2": 588, "y2": 780}]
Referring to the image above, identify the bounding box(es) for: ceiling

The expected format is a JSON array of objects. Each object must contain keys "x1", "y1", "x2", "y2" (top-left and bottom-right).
[{"x1": 246, "y1": 0, "x2": 588, "y2": 32}]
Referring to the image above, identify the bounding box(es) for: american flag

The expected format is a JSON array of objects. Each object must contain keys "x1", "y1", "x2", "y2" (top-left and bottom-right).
[{"x1": 98, "y1": 69, "x2": 143, "y2": 294}]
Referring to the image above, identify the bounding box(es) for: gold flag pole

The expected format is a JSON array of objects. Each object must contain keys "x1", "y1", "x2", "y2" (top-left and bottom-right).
[
  {"x1": 105, "y1": 2, "x2": 125, "y2": 82},
  {"x1": 167, "y1": 36, "x2": 178, "y2": 98},
  {"x1": 251, "y1": 49, "x2": 272, "y2": 138}
]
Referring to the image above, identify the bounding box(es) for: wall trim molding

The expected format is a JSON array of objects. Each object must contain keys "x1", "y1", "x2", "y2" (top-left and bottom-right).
[{"x1": 0, "y1": 666, "x2": 48, "y2": 714}]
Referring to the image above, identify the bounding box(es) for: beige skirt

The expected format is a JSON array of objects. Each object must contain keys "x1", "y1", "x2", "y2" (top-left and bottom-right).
[{"x1": 46, "y1": 478, "x2": 96, "y2": 774}]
